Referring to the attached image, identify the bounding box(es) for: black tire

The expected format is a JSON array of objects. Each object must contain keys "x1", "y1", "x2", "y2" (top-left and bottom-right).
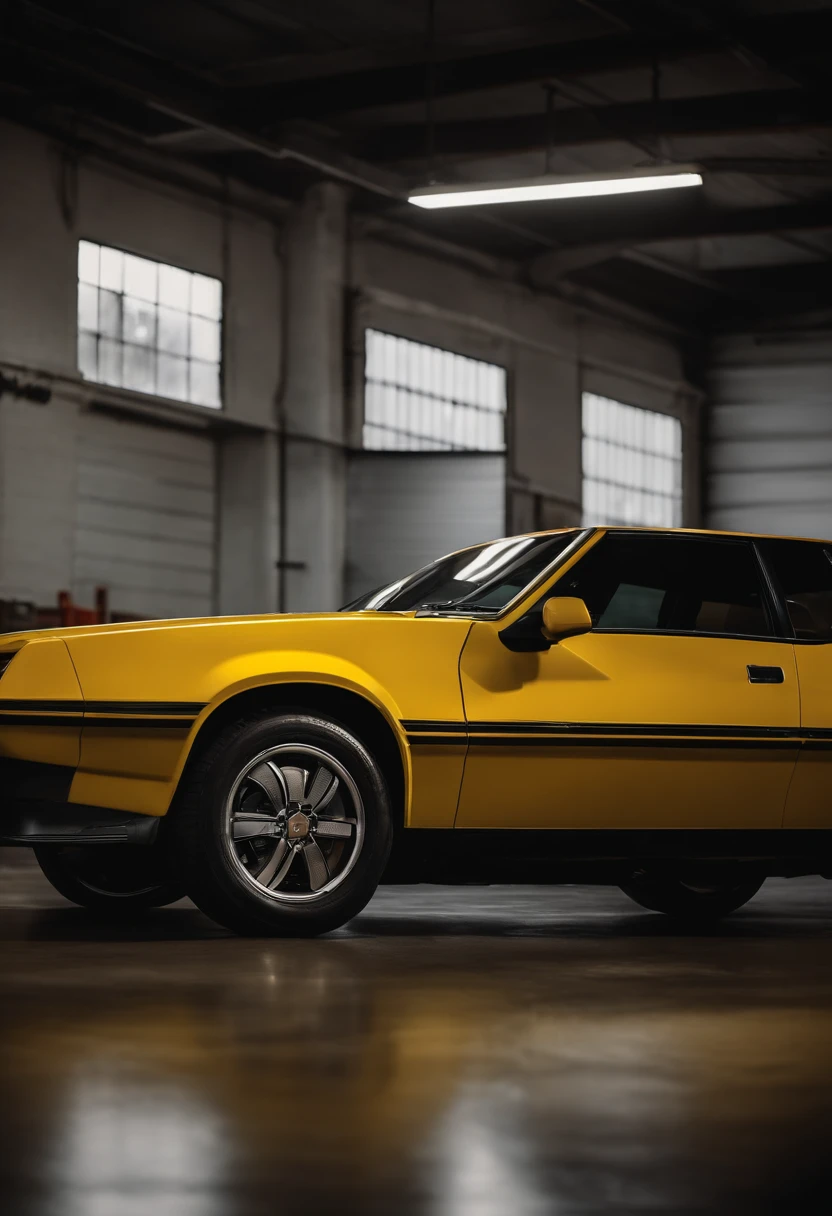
[
  {"x1": 34, "y1": 844, "x2": 185, "y2": 912},
  {"x1": 620, "y1": 873, "x2": 764, "y2": 921},
  {"x1": 172, "y1": 711, "x2": 393, "y2": 937}
]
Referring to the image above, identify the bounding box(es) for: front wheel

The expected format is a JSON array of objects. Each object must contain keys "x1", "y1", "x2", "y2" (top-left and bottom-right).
[
  {"x1": 172, "y1": 712, "x2": 393, "y2": 937},
  {"x1": 620, "y1": 872, "x2": 764, "y2": 921},
  {"x1": 34, "y1": 844, "x2": 185, "y2": 911}
]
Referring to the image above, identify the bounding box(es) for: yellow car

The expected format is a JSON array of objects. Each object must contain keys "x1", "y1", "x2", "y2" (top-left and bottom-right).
[{"x1": 2, "y1": 526, "x2": 831, "y2": 935}]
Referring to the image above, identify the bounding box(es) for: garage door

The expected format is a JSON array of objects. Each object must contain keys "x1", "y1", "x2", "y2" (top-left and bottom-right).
[
  {"x1": 707, "y1": 334, "x2": 832, "y2": 539},
  {"x1": 345, "y1": 451, "x2": 505, "y2": 604},
  {"x1": 74, "y1": 410, "x2": 217, "y2": 620}
]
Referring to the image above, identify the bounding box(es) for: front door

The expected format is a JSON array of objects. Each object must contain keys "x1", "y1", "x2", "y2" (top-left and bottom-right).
[{"x1": 456, "y1": 532, "x2": 800, "y2": 830}]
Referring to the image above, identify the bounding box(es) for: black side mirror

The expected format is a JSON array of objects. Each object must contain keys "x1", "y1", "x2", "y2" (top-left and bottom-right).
[{"x1": 498, "y1": 608, "x2": 550, "y2": 653}]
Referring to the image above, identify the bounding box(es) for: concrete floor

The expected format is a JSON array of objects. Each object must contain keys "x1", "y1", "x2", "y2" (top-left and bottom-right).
[{"x1": 1, "y1": 854, "x2": 831, "y2": 1215}]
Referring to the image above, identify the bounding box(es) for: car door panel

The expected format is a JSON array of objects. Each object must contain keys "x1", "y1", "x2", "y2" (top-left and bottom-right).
[{"x1": 457, "y1": 625, "x2": 799, "y2": 829}]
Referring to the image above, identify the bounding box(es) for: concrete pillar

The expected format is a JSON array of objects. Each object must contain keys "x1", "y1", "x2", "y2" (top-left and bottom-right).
[
  {"x1": 280, "y1": 183, "x2": 348, "y2": 612},
  {"x1": 216, "y1": 430, "x2": 279, "y2": 616},
  {"x1": 0, "y1": 393, "x2": 78, "y2": 605}
]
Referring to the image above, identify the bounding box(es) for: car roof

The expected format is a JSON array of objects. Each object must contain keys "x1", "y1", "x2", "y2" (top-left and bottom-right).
[{"x1": 510, "y1": 525, "x2": 832, "y2": 545}]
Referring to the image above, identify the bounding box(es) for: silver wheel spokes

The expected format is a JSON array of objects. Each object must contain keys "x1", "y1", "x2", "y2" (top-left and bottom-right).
[{"x1": 229, "y1": 755, "x2": 358, "y2": 897}]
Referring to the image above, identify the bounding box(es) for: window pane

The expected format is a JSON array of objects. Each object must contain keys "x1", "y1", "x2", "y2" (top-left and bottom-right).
[
  {"x1": 98, "y1": 338, "x2": 123, "y2": 387},
  {"x1": 190, "y1": 316, "x2": 220, "y2": 363},
  {"x1": 581, "y1": 392, "x2": 682, "y2": 528},
  {"x1": 158, "y1": 306, "x2": 188, "y2": 355},
  {"x1": 554, "y1": 535, "x2": 772, "y2": 638},
  {"x1": 159, "y1": 264, "x2": 191, "y2": 311},
  {"x1": 157, "y1": 352, "x2": 188, "y2": 401},
  {"x1": 78, "y1": 283, "x2": 98, "y2": 333},
  {"x1": 762, "y1": 540, "x2": 832, "y2": 640},
  {"x1": 123, "y1": 344, "x2": 156, "y2": 395},
  {"x1": 189, "y1": 359, "x2": 221, "y2": 408},
  {"x1": 123, "y1": 253, "x2": 157, "y2": 303},
  {"x1": 99, "y1": 246, "x2": 124, "y2": 292},
  {"x1": 78, "y1": 332, "x2": 97, "y2": 381},
  {"x1": 191, "y1": 273, "x2": 222, "y2": 320},
  {"x1": 78, "y1": 241, "x2": 99, "y2": 285},
  {"x1": 76, "y1": 240, "x2": 222, "y2": 408},
  {"x1": 123, "y1": 296, "x2": 156, "y2": 347},
  {"x1": 362, "y1": 328, "x2": 506, "y2": 452},
  {"x1": 98, "y1": 288, "x2": 121, "y2": 338}
]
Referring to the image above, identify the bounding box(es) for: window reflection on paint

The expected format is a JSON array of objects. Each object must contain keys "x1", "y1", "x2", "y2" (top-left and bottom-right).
[{"x1": 49, "y1": 1073, "x2": 229, "y2": 1216}]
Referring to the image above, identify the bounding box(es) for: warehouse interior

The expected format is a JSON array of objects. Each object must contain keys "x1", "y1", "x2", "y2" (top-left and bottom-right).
[{"x1": 1, "y1": 0, "x2": 832, "y2": 1212}]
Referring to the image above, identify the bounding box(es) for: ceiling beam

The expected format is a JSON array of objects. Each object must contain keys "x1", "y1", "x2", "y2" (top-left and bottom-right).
[
  {"x1": 227, "y1": 6, "x2": 832, "y2": 115},
  {"x1": 529, "y1": 200, "x2": 832, "y2": 284},
  {"x1": 2, "y1": 6, "x2": 405, "y2": 200},
  {"x1": 636, "y1": 0, "x2": 832, "y2": 100},
  {"x1": 352, "y1": 88, "x2": 831, "y2": 164},
  {"x1": 701, "y1": 157, "x2": 832, "y2": 179},
  {"x1": 230, "y1": 29, "x2": 713, "y2": 108}
]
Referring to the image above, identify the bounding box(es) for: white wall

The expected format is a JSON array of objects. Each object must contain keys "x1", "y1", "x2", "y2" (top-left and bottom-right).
[
  {"x1": 0, "y1": 119, "x2": 281, "y2": 612},
  {"x1": 707, "y1": 331, "x2": 832, "y2": 540}
]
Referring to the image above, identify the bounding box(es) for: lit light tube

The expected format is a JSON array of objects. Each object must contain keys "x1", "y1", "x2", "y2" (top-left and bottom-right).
[{"x1": 408, "y1": 167, "x2": 703, "y2": 209}]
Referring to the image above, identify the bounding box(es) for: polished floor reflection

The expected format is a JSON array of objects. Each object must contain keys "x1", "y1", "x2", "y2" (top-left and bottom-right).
[{"x1": 1, "y1": 853, "x2": 831, "y2": 1215}]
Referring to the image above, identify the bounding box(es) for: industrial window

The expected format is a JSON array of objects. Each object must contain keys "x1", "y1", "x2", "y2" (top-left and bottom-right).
[
  {"x1": 363, "y1": 329, "x2": 506, "y2": 451},
  {"x1": 77, "y1": 240, "x2": 222, "y2": 409},
  {"x1": 582, "y1": 392, "x2": 682, "y2": 527}
]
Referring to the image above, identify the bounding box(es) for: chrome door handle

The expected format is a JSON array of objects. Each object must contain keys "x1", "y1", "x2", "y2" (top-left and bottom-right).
[{"x1": 747, "y1": 665, "x2": 784, "y2": 685}]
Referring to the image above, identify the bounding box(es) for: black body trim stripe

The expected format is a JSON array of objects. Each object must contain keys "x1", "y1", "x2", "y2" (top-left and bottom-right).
[
  {"x1": 0, "y1": 713, "x2": 84, "y2": 728},
  {"x1": 0, "y1": 699, "x2": 205, "y2": 729},
  {"x1": 467, "y1": 720, "x2": 810, "y2": 739},
  {"x1": 84, "y1": 701, "x2": 206, "y2": 715},
  {"x1": 463, "y1": 736, "x2": 800, "y2": 750},
  {"x1": 406, "y1": 734, "x2": 468, "y2": 747},
  {"x1": 402, "y1": 719, "x2": 467, "y2": 735},
  {"x1": 84, "y1": 717, "x2": 196, "y2": 730},
  {"x1": 404, "y1": 719, "x2": 832, "y2": 749}
]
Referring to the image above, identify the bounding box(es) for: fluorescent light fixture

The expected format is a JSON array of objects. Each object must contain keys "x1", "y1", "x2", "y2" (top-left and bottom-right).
[{"x1": 408, "y1": 165, "x2": 703, "y2": 209}]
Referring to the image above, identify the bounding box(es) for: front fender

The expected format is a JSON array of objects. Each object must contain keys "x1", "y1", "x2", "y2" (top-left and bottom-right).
[{"x1": 170, "y1": 651, "x2": 409, "y2": 792}]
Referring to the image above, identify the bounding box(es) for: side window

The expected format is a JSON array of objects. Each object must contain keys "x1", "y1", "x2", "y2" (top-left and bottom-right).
[
  {"x1": 552, "y1": 534, "x2": 774, "y2": 638},
  {"x1": 761, "y1": 540, "x2": 832, "y2": 640}
]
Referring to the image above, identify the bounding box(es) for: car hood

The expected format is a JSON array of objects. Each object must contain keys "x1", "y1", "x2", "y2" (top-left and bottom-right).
[{"x1": 0, "y1": 610, "x2": 411, "y2": 648}]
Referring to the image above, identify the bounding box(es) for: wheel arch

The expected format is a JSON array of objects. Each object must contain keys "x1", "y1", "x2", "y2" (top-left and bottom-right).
[{"x1": 170, "y1": 682, "x2": 409, "y2": 832}]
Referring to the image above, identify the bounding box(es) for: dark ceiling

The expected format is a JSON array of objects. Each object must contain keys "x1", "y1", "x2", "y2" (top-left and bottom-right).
[{"x1": 2, "y1": 0, "x2": 832, "y2": 332}]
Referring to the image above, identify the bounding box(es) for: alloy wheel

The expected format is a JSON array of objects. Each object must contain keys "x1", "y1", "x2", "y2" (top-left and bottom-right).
[{"x1": 224, "y1": 743, "x2": 365, "y2": 903}]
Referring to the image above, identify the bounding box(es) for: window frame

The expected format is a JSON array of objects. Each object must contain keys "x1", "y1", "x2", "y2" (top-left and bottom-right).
[
  {"x1": 76, "y1": 237, "x2": 224, "y2": 411},
  {"x1": 524, "y1": 530, "x2": 792, "y2": 645}
]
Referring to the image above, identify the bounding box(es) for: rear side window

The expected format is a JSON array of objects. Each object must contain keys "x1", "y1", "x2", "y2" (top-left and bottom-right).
[
  {"x1": 553, "y1": 533, "x2": 774, "y2": 638},
  {"x1": 761, "y1": 540, "x2": 832, "y2": 640}
]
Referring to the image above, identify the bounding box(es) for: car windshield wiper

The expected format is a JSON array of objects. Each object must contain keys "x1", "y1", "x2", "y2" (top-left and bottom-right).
[
  {"x1": 416, "y1": 601, "x2": 499, "y2": 614},
  {"x1": 417, "y1": 601, "x2": 466, "y2": 611}
]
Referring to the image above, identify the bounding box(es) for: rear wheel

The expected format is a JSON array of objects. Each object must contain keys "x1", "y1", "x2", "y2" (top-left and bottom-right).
[
  {"x1": 34, "y1": 844, "x2": 184, "y2": 911},
  {"x1": 172, "y1": 711, "x2": 393, "y2": 937},
  {"x1": 620, "y1": 872, "x2": 764, "y2": 921}
]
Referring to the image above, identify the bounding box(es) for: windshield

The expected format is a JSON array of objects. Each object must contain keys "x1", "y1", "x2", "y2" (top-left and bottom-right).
[{"x1": 343, "y1": 530, "x2": 585, "y2": 615}]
